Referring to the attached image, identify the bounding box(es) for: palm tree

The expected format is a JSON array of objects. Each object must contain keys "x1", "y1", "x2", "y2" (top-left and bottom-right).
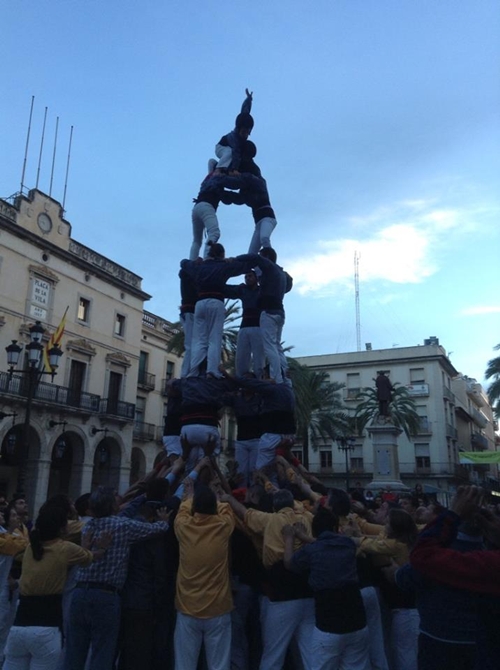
[
  {"x1": 289, "y1": 359, "x2": 349, "y2": 468},
  {"x1": 485, "y1": 344, "x2": 500, "y2": 418},
  {"x1": 354, "y1": 383, "x2": 420, "y2": 438},
  {"x1": 167, "y1": 300, "x2": 241, "y2": 370}
]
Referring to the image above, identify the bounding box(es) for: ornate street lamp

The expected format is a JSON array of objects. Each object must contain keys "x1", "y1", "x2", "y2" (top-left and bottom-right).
[
  {"x1": 335, "y1": 435, "x2": 357, "y2": 493},
  {"x1": 4, "y1": 321, "x2": 64, "y2": 493}
]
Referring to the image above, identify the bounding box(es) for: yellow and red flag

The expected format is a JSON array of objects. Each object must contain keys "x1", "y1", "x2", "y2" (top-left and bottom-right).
[{"x1": 42, "y1": 306, "x2": 68, "y2": 374}]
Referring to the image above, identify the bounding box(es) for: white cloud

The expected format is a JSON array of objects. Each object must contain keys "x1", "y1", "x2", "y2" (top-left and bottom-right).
[
  {"x1": 461, "y1": 306, "x2": 500, "y2": 316},
  {"x1": 285, "y1": 200, "x2": 470, "y2": 296}
]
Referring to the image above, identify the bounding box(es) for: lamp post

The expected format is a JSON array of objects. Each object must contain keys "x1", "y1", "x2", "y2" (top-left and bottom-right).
[
  {"x1": 336, "y1": 435, "x2": 357, "y2": 493},
  {"x1": 5, "y1": 321, "x2": 63, "y2": 494}
]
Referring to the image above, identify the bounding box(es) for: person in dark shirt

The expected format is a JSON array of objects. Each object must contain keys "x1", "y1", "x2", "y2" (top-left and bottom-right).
[
  {"x1": 283, "y1": 508, "x2": 370, "y2": 670},
  {"x1": 215, "y1": 89, "x2": 254, "y2": 172},
  {"x1": 224, "y1": 385, "x2": 262, "y2": 486},
  {"x1": 162, "y1": 380, "x2": 183, "y2": 458}
]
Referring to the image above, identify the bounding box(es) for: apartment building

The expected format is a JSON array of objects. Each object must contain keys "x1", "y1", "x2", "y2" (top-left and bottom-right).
[{"x1": 295, "y1": 338, "x2": 498, "y2": 499}]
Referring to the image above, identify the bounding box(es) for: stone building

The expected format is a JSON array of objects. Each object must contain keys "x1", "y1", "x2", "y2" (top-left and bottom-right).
[
  {"x1": 295, "y1": 337, "x2": 497, "y2": 501},
  {"x1": 0, "y1": 188, "x2": 181, "y2": 511}
]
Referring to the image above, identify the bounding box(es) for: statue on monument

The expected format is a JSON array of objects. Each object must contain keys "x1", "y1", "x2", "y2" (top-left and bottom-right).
[{"x1": 375, "y1": 371, "x2": 393, "y2": 421}]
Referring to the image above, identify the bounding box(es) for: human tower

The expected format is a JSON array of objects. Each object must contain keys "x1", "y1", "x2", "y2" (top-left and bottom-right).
[{"x1": 163, "y1": 89, "x2": 296, "y2": 483}]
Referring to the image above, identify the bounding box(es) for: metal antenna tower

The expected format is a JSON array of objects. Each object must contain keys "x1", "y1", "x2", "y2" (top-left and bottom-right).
[{"x1": 354, "y1": 251, "x2": 361, "y2": 351}]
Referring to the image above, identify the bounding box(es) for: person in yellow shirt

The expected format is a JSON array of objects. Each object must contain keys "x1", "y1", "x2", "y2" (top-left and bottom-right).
[{"x1": 174, "y1": 478, "x2": 235, "y2": 670}]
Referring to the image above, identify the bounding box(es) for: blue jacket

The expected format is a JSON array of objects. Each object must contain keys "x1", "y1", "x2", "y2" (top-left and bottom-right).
[
  {"x1": 236, "y1": 377, "x2": 295, "y2": 434},
  {"x1": 224, "y1": 283, "x2": 261, "y2": 327},
  {"x1": 180, "y1": 256, "x2": 253, "y2": 301},
  {"x1": 238, "y1": 254, "x2": 292, "y2": 315}
]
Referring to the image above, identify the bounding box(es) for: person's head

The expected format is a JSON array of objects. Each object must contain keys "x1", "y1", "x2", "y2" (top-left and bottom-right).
[
  {"x1": 30, "y1": 506, "x2": 68, "y2": 561},
  {"x1": 244, "y1": 271, "x2": 258, "y2": 288},
  {"x1": 192, "y1": 486, "x2": 217, "y2": 515},
  {"x1": 312, "y1": 508, "x2": 339, "y2": 537},
  {"x1": 3, "y1": 505, "x2": 19, "y2": 532},
  {"x1": 206, "y1": 241, "x2": 225, "y2": 260},
  {"x1": 428, "y1": 502, "x2": 446, "y2": 521},
  {"x1": 12, "y1": 495, "x2": 27, "y2": 520},
  {"x1": 146, "y1": 478, "x2": 171, "y2": 503},
  {"x1": 415, "y1": 483, "x2": 423, "y2": 494},
  {"x1": 259, "y1": 247, "x2": 277, "y2": 263},
  {"x1": 41, "y1": 494, "x2": 74, "y2": 520},
  {"x1": 88, "y1": 486, "x2": 118, "y2": 519},
  {"x1": 242, "y1": 140, "x2": 257, "y2": 160},
  {"x1": 272, "y1": 489, "x2": 294, "y2": 512},
  {"x1": 74, "y1": 493, "x2": 91, "y2": 518},
  {"x1": 386, "y1": 509, "x2": 418, "y2": 547},
  {"x1": 328, "y1": 488, "x2": 351, "y2": 518},
  {"x1": 414, "y1": 506, "x2": 432, "y2": 525},
  {"x1": 399, "y1": 494, "x2": 418, "y2": 517},
  {"x1": 235, "y1": 112, "x2": 254, "y2": 138}
]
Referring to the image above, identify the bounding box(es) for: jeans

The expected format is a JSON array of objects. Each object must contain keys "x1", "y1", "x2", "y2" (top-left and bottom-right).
[
  {"x1": 248, "y1": 217, "x2": 277, "y2": 254},
  {"x1": 174, "y1": 611, "x2": 231, "y2": 670},
  {"x1": 180, "y1": 312, "x2": 194, "y2": 378},
  {"x1": 4, "y1": 626, "x2": 62, "y2": 670},
  {"x1": 390, "y1": 609, "x2": 419, "y2": 670},
  {"x1": 311, "y1": 626, "x2": 370, "y2": 670},
  {"x1": 259, "y1": 597, "x2": 315, "y2": 670},
  {"x1": 361, "y1": 586, "x2": 389, "y2": 670},
  {"x1": 63, "y1": 587, "x2": 121, "y2": 670},
  {"x1": 259, "y1": 312, "x2": 287, "y2": 384},
  {"x1": 235, "y1": 327, "x2": 264, "y2": 379},
  {"x1": 189, "y1": 299, "x2": 225, "y2": 377},
  {"x1": 235, "y1": 438, "x2": 260, "y2": 486},
  {"x1": 190, "y1": 202, "x2": 220, "y2": 260}
]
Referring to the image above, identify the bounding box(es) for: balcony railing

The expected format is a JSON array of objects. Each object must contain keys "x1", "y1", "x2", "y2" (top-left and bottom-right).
[
  {"x1": 137, "y1": 370, "x2": 156, "y2": 391},
  {"x1": 443, "y1": 386, "x2": 456, "y2": 403},
  {"x1": 133, "y1": 421, "x2": 156, "y2": 441},
  {"x1": 446, "y1": 423, "x2": 458, "y2": 439},
  {"x1": 471, "y1": 433, "x2": 488, "y2": 450},
  {"x1": 471, "y1": 408, "x2": 488, "y2": 429},
  {"x1": 0, "y1": 372, "x2": 100, "y2": 412},
  {"x1": 161, "y1": 378, "x2": 175, "y2": 396},
  {"x1": 155, "y1": 425, "x2": 165, "y2": 444},
  {"x1": 99, "y1": 398, "x2": 135, "y2": 420},
  {"x1": 343, "y1": 388, "x2": 361, "y2": 401},
  {"x1": 417, "y1": 418, "x2": 432, "y2": 434}
]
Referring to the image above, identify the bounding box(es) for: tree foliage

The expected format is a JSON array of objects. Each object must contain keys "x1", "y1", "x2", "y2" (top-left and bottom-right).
[
  {"x1": 485, "y1": 343, "x2": 500, "y2": 418},
  {"x1": 354, "y1": 383, "x2": 420, "y2": 439}
]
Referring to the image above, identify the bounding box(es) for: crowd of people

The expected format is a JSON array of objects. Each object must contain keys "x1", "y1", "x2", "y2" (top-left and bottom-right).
[
  {"x1": 1, "y1": 91, "x2": 499, "y2": 670},
  {"x1": 0, "y1": 458, "x2": 499, "y2": 670}
]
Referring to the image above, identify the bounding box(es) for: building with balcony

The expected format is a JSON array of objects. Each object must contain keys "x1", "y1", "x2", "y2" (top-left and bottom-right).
[
  {"x1": 295, "y1": 337, "x2": 498, "y2": 501},
  {"x1": 0, "y1": 188, "x2": 151, "y2": 510}
]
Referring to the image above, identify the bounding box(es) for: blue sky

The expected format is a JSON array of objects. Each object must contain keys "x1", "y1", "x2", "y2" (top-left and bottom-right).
[{"x1": 1, "y1": 0, "x2": 499, "y2": 384}]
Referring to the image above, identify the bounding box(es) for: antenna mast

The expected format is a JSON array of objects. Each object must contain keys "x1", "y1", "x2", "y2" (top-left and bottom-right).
[
  {"x1": 62, "y1": 125, "x2": 74, "y2": 211},
  {"x1": 20, "y1": 95, "x2": 35, "y2": 194},
  {"x1": 49, "y1": 116, "x2": 59, "y2": 197},
  {"x1": 354, "y1": 251, "x2": 361, "y2": 351},
  {"x1": 35, "y1": 106, "x2": 48, "y2": 190}
]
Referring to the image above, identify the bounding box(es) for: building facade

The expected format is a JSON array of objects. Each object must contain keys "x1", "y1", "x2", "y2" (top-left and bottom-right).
[
  {"x1": 295, "y1": 338, "x2": 498, "y2": 500},
  {"x1": 0, "y1": 188, "x2": 174, "y2": 511}
]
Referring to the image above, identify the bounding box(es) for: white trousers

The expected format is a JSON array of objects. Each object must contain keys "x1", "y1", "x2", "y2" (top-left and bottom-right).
[
  {"x1": 311, "y1": 625, "x2": 370, "y2": 670},
  {"x1": 215, "y1": 144, "x2": 232, "y2": 170},
  {"x1": 163, "y1": 435, "x2": 181, "y2": 457},
  {"x1": 190, "y1": 202, "x2": 220, "y2": 260},
  {"x1": 259, "y1": 312, "x2": 287, "y2": 384},
  {"x1": 390, "y1": 609, "x2": 419, "y2": 670},
  {"x1": 259, "y1": 597, "x2": 315, "y2": 670},
  {"x1": 235, "y1": 327, "x2": 264, "y2": 379},
  {"x1": 189, "y1": 299, "x2": 225, "y2": 377},
  {"x1": 180, "y1": 312, "x2": 194, "y2": 378},
  {"x1": 235, "y1": 438, "x2": 260, "y2": 486},
  {"x1": 256, "y1": 433, "x2": 283, "y2": 470},
  {"x1": 4, "y1": 626, "x2": 62, "y2": 670},
  {"x1": 174, "y1": 611, "x2": 231, "y2": 670},
  {"x1": 181, "y1": 425, "x2": 221, "y2": 471},
  {"x1": 248, "y1": 217, "x2": 277, "y2": 254}
]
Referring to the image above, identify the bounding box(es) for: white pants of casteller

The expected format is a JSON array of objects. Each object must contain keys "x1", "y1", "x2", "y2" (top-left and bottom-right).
[
  {"x1": 256, "y1": 433, "x2": 283, "y2": 470},
  {"x1": 361, "y1": 586, "x2": 389, "y2": 670},
  {"x1": 190, "y1": 202, "x2": 220, "y2": 260},
  {"x1": 248, "y1": 217, "x2": 277, "y2": 254},
  {"x1": 259, "y1": 597, "x2": 315, "y2": 670},
  {"x1": 163, "y1": 435, "x2": 182, "y2": 457},
  {"x1": 235, "y1": 327, "x2": 264, "y2": 379},
  {"x1": 174, "y1": 611, "x2": 231, "y2": 670},
  {"x1": 390, "y1": 609, "x2": 419, "y2": 670},
  {"x1": 4, "y1": 626, "x2": 62, "y2": 670},
  {"x1": 180, "y1": 312, "x2": 194, "y2": 378},
  {"x1": 189, "y1": 299, "x2": 225, "y2": 377},
  {"x1": 260, "y1": 312, "x2": 287, "y2": 384},
  {"x1": 235, "y1": 438, "x2": 260, "y2": 486},
  {"x1": 215, "y1": 144, "x2": 233, "y2": 170},
  {"x1": 311, "y1": 625, "x2": 370, "y2": 670},
  {"x1": 181, "y1": 425, "x2": 221, "y2": 471}
]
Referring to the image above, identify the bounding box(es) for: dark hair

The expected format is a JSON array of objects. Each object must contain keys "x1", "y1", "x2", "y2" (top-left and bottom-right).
[
  {"x1": 30, "y1": 507, "x2": 68, "y2": 561},
  {"x1": 41, "y1": 494, "x2": 72, "y2": 519},
  {"x1": 312, "y1": 508, "x2": 339, "y2": 537},
  {"x1": 146, "y1": 478, "x2": 170, "y2": 502},
  {"x1": 259, "y1": 247, "x2": 277, "y2": 263},
  {"x1": 273, "y1": 489, "x2": 294, "y2": 512},
  {"x1": 192, "y1": 486, "x2": 217, "y2": 515},
  {"x1": 387, "y1": 509, "x2": 418, "y2": 547},
  {"x1": 235, "y1": 111, "x2": 254, "y2": 131},
  {"x1": 206, "y1": 241, "x2": 225, "y2": 259},
  {"x1": 88, "y1": 486, "x2": 116, "y2": 519},
  {"x1": 12, "y1": 493, "x2": 26, "y2": 503},
  {"x1": 74, "y1": 493, "x2": 91, "y2": 518},
  {"x1": 328, "y1": 488, "x2": 351, "y2": 517},
  {"x1": 242, "y1": 140, "x2": 257, "y2": 159},
  {"x1": 4, "y1": 504, "x2": 17, "y2": 528}
]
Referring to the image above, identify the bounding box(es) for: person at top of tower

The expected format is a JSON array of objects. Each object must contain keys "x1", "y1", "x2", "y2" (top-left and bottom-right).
[{"x1": 215, "y1": 88, "x2": 254, "y2": 173}]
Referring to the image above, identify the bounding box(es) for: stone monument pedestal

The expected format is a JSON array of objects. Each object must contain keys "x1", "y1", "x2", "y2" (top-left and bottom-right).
[{"x1": 365, "y1": 422, "x2": 409, "y2": 492}]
